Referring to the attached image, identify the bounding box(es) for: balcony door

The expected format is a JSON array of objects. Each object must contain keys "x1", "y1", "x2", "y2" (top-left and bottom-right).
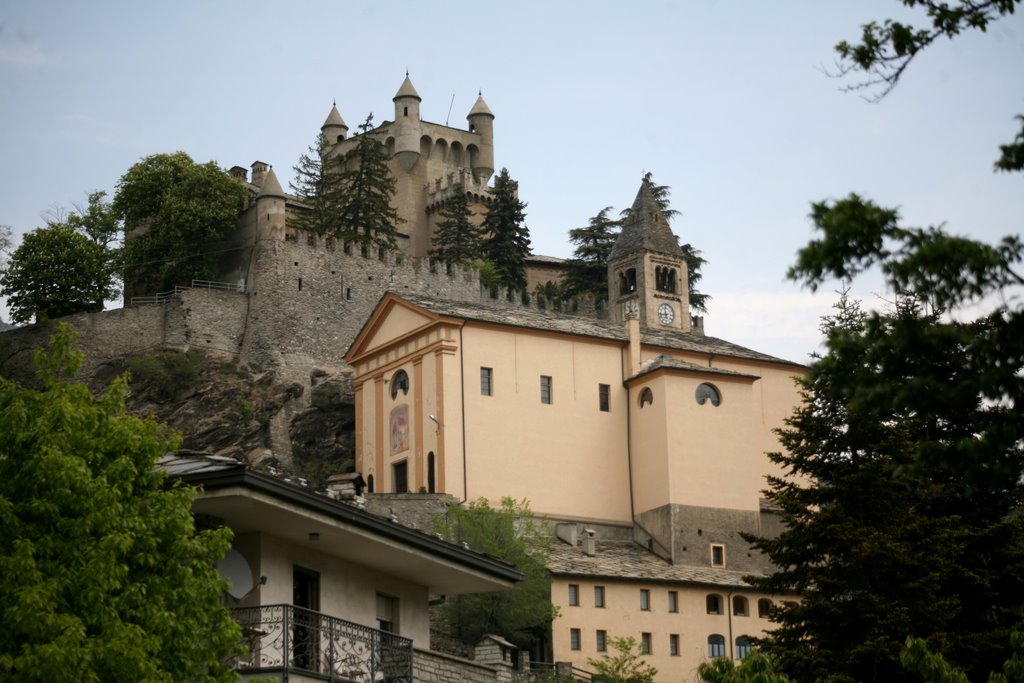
[{"x1": 292, "y1": 566, "x2": 320, "y2": 671}]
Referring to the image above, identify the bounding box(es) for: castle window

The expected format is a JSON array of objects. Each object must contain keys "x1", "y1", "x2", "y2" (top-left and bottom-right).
[
  {"x1": 392, "y1": 461, "x2": 408, "y2": 494},
  {"x1": 640, "y1": 589, "x2": 650, "y2": 611},
  {"x1": 733, "y1": 596, "x2": 749, "y2": 617},
  {"x1": 668, "y1": 590, "x2": 679, "y2": 613},
  {"x1": 655, "y1": 266, "x2": 678, "y2": 293},
  {"x1": 736, "y1": 636, "x2": 753, "y2": 660},
  {"x1": 706, "y1": 594, "x2": 723, "y2": 615},
  {"x1": 696, "y1": 383, "x2": 722, "y2": 407},
  {"x1": 758, "y1": 598, "x2": 773, "y2": 618},
  {"x1": 595, "y1": 585, "x2": 605, "y2": 608},
  {"x1": 298, "y1": 278, "x2": 302, "y2": 291},
  {"x1": 540, "y1": 376, "x2": 552, "y2": 404},
  {"x1": 427, "y1": 452, "x2": 436, "y2": 493},
  {"x1": 641, "y1": 632, "x2": 652, "y2": 655},
  {"x1": 708, "y1": 634, "x2": 726, "y2": 658},
  {"x1": 361, "y1": 244, "x2": 369, "y2": 258},
  {"x1": 403, "y1": 106, "x2": 408, "y2": 117},
  {"x1": 638, "y1": 387, "x2": 654, "y2": 408},
  {"x1": 346, "y1": 288, "x2": 351, "y2": 300},
  {"x1": 618, "y1": 268, "x2": 637, "y2": 295},
  {"x1": 599, "y1": 384, "x2": 610, "y2": 412},
  {"x1": 568, "y1": 584, "x2": 579, "y2": 606},
  {"x1": 390, "y1": 370, "x2": 410, "y2": 400},
  {"x1": 670, "y1": 634, "x2": 680, "y2": 656},
  {"x1": 596, "y1": 630, "x2": 607, "y2": 652},
  {"x1": 711, "y1": 543, "x2": 726, "y2": 567},
  {"x1": 480, "y1": 367, "x2": 493, "y2": 396},
  {"x1": 344, "y1": 241, "x2": 352, "y2": 255},
  {"x1": 570, "y1": 628, "x2": 581, "y2": 651}
]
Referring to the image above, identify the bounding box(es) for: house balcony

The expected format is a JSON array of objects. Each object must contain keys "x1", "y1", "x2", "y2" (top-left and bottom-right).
[{"x1": 229, "y1": 604, "x2": 412, "y2": 683}]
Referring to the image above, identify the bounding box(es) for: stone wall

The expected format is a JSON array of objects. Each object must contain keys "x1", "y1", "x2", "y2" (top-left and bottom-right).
[
  {"x1": 412, "y1": 647, "x2": 499, "y2": 683},
  {"x1": 364, "y1": 492, "x2": 456, "y2": 533}
]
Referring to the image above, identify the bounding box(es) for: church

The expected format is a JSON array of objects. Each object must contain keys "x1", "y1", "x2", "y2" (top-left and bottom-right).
[{"x1": 345, "y1": 180, "x2": 806, "y2": 680}]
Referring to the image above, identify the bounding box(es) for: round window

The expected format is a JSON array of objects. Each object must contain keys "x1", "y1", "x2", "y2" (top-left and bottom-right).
[{"x1": 695, "y1": 383, "x2": 721, "y2": 406}]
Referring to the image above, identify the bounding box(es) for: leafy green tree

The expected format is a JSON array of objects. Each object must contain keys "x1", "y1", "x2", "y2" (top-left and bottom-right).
[
  {"x1": 698, "y1": 650, "x2": 792, "y2": 683},
  {"x1": 1, "y1": 224, "x2": 117, "y2": 324},
  {"x1": 429, "y1": 185, "x2": 480, "y2": 266},
  {"x1": 0, "y1": 326, "x2": 241, "y2": 681},
  {"x1": 114, "y1": 151, "x2": 247, "y2": 297},
  {"x1": 337, "y1": 115, "x2": 403, "y2": 251},
  {"x1": 481, "y1": 168, "x2": 531, "y2": 291},
  {"x1": 290, "y1": 133, "x2": 347, "y2": 236},
  {"x1": 586, "y1": 635, "x2": 658, "y2": 683},
  {"x1": 562, "y1": 206, "x2": 620, "y2": 302},
  {"x1": 434, "y1": 497, "x2": 554, "y2": 650},
  {"x1": 901, "y1": 631, "x2": 1024, "y2": 683},
  {"x1": 620, "y1": 172, "x2": 709, "y2": 313}
]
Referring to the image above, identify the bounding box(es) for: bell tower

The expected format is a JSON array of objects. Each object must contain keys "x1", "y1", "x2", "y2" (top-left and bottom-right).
[{"x1": 607, "y1": 178, "x2": 689, "y2": 332}]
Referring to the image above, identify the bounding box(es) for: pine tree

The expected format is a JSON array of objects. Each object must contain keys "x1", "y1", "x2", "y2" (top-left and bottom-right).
[
  {"x1": 337, "y1": 114, "x2": 402, "y2": 251},
  {"x1": 562, "y1": 206, "x2": 620, "y2": 302},
  {"x1": 428, "y1": 186, "x2": 480, "y2": 266},
  {"x1": 290, "y1": 133, "x2": 346, "y2": 236},
  {"x1": 480, "y1": 168, "x2": 531, "y2": 291}
]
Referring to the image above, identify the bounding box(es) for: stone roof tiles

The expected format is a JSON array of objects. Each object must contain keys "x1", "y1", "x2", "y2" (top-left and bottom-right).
[
  {"x1": 608, "y1": 179, "x2": 684, "y2": 262},
  {"x1": 257, "y1": 168, "x2": 286, "y2": 199},
  {"x1": 394, "y1": 75, "x2": 421, "y2": 101},
  {"x1": 322, "y1": 104, "x2": 347, "y2": 130},
  {"x1": 468, "y1": 94, "x2": 494, "y2": 118}
]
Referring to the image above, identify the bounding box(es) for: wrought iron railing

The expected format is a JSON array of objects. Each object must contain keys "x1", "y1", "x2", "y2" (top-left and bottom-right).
[
  {"x1": 130, "y1": 279, "x2": 246, "y2": 305},
  {"x1": 229, "y1": 604, "x2": 413, "y2": 682}
]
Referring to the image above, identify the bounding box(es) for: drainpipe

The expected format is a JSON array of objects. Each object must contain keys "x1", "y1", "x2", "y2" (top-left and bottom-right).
[
  {"x1": 458, "y1": 325, "x2": 468, "y2": 504},
  {"x1": 727, "y1": 590, "x2": 735, "y2": 660},
  {"x1": 622, "y1": 339, "x2": 636, "y2": 525}
]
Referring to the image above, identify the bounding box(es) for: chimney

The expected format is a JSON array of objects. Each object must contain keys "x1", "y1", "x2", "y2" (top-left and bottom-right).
[
  {"x1": 583, "y1": 528, "x2": 597, "y2": 556},
  {"x1": 251, "y1": 160, "x2": 269, "y2": 188},
  {"x1": 327, "y1": 472, "x2": 365, "y2": 501},
  {"x1": 228, "y1": 165, "x2": 248, "y2": 182},
  {"x1": 626, "y1": 311, "x2": 641, "y2": 376}
]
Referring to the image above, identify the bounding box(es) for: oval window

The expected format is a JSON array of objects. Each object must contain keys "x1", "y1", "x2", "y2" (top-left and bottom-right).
[{"x1": 695, "y1": 383, "x2": 721, "y2": 406}]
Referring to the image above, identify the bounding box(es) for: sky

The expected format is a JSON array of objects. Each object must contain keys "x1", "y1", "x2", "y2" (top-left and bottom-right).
[{"x1": 1, "y1": 1, "x2": 1021, "y2": 364}]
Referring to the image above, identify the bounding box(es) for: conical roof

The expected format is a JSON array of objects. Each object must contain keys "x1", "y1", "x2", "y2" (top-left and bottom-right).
[
  {"x1": 468, "y1": 93, "x2": 494, "y2": 118},
  {"x1": 608, "y1": 178, "x2": 683, "y2": 261},
  {"x1": 322, "y1": 104, "x2": 348, "y2": 130},
  {"x1": 257, "y1": 167, "x2": 286, "y2": 199},
  {"x1": 393, "y1": 74, "x2": 421, "y2": 101}
]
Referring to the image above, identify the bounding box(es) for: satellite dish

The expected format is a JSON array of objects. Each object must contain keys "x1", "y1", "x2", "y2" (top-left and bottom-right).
[{"x1": 217, "y1": 549, "x2": 255, "y2": 599}]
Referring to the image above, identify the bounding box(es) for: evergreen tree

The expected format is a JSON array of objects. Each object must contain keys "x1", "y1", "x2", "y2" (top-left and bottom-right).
[
  {"x1": 290, "y1": 133, "x2": 347, "y2": 236},
  {"x1": 562, "y1": 206, "x2": 619, "y2": 302},
  {"x1": 620, "y1": 172, "x2": 709, "y2": 313},
  {"x1": 337, "y1": 114, "x2": 402, "y2": 251},
  {"x1": 428, "y1": 185, "x2": 480, "y2": 266},
  {"x1": 481, "y1": 168, "x2": 531, "y2": 291}
]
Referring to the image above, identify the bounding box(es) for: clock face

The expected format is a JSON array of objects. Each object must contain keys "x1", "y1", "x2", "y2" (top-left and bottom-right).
[{"x1": 658, "y1": 303, "x2": 675, "y2": 324}]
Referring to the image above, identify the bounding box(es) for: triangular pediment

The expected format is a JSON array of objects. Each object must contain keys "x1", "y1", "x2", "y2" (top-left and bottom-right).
[{"x1": 346, "y1": 293, "x2": 443, "y2": 362}]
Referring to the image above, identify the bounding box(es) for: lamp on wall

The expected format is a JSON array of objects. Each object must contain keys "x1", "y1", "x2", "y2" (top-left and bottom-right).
[{"x1": 429, "y1": 414, "x2": 443, "y2": 429}]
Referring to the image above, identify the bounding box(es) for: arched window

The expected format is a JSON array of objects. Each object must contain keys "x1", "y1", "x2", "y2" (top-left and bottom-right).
[
  {"x1": 695, "y1": 383, "x2": 721, "y2": 406},
  {"x1": 758, "y1": 598, "x2": 773, "y2": 618},
  {"x1": 427, "y1": 452, "x2": 436, "y2": 493},
  {"x1": 639, "y1": 387, "x2": 654, "y2": 408},
  {"x1": 366, "y1": 474, "x2": 374, "y2": 493},
  {"x1": 655, "y1": 266, "x2": 677, "y2": 293},
  {"x1": 706, "y1": 594, "x2": 723, "y2": 615},
  {"x1": 707, "y1": 634, "x2": 725, "y2": 658},
  {"x1": 390, "y1": 370, "x2": 410, "y2": 400},
  {"x1": 733, "y1": 596, "x2": 749, "y2": 616},
  {"x1": 735, "y1": 636, "x2": 752, "y2": 660}
]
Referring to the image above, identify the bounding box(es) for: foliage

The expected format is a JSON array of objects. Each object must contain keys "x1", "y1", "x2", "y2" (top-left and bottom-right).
[
  {"x1": 1, "y1": 223, "x2": 117, "y2": 324},
  {"x1": 585, "y1": 635, "x2": 658, "y2": 683},
  {"x1": 429, "y1": 185, "x2": 481, "y2": 265},
  {"x1": 533, "y1": 280, "x2": 566, "y2": 308},
  {"x1": 0, "y1": 326, "x2": 241, "y2": 681},
  {"x1": 563, "y1": 206, "x2": 620, "y2": 302},
  {"x1": 620, "y1": 172, "x2": 710, "y2": 313},
  {"x1": 698, "y1": 651, "x2": 792, "y2": 683},
  {"x1": 901, "y1": 630, "x2": 1024, "y2": 683},
  {"x1": 336, "y1": 114, "x2": 403, "y2": 251},
  {"x1": 434, "y1": 497, "x2": 554, "y2": 649},
  {"x1": 481, "y1": 168, "x2": 531, "y2": 292},
  {"x1": 126, "y1": 350, "x2": 204, "y2": 402},
  {"x1": 290, "y1": 133, "x2": 347, "y2": 236},
  {"x1": 114, "y1": 151, "x2": 247, "y2": 296}
]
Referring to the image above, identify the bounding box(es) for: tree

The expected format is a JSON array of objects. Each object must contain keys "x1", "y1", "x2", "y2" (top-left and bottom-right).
[
  {"x1": 114, "y1": 152, "x2": 248, "y2": 297},
  {"x1": 585, "y1": 635, "x2": 658, "y2": 683},
  {"x1": 0, "y1": 224, "x2": 117, "y2": 324},
  {"x1": 336, "y1": 114, "x2": 403, "y2": 251},
  {"x1": 0, "y1": 326, "x2": 241, "y2": 681},
  {"x1": 434, "y1": 497, "x2": 555, "y2": 650},
  {"x1": 698, "y1": 651, "x2": 792, "y2": 683},
  {"x1": 429, "y1": 185, "x2": 481, "y2": 266},
  {"x1": 562, "y1": 206, "x2": 620, "y2": 302},
  {"x1": 481, "y1": 168, "x2": 531, "y2": 291},
  {"x1": 290, "y1": 133, "x2": 347, "y2": 236},
  {"x1": 620, "y1": 172, "x2": 710, "y2": 313}
]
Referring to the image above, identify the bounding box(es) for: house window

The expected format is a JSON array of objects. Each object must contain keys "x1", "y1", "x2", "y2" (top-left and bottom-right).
[
  {"x1": 570, "y1": 628, "x2": 581, "y2": 651},
  {"x1": 733, "y1": 596, "x2": 749, "y2": 616},
  {"x1": 711, "y1": 544, "x2": 726, "y2": 567},
  {"x1": 376, "y1": 593, "x2": 398, "y2": 633},
  {"x1": 594, "y1": 585, "x2": 606, "y2": 608},
  {"x1": 599, "y1": 384, "x2": 610, "y2": 412},
  {"x1": 568, "y1": 584, "x2": 579, "y2": 606},
  {"x1": 706, "y1": 594, "x2": 723, "y2": 615},
  {"x1": 480, "y1": 367, "x2": 493, "y2": 396},
  {"x1": 708, "y1": 634, "x2": 726, "y2": 658},
  {"x1": 641, "y1": 632, "x2": 652, "y2": 655},
  {"x1": 596, "y1": 630, "x2": 607, "y2": 652},
  {"x1": 736, "y1": 636, "x2": 752, "y2": 660},
  {"x1": 392, "y1": 461, "x2": 408, "y2": 493},
  {"x1": 640, "y1": 589, "x2": 650, "y2": 611},
  {"x1": 390, "y1": 369, "x2": 410, "y2": 399},
  {"x1": 670, "y1": 634, "x2": 680, "y2": 656},
  {"x1": 758, "y1": 598, "x2": 773, "y2": 619},
  {"x1": 366, "y1": 474, "x2": 374, "y2": 493},
  {"x1": 541, "y1": 375, "x2": 552, "y2": 404},
  {"x1": 427, "y1": 452, "x2": 436, "y2": 493},
  {"x1": 668, "y1": 590, "x2": 678, "y2": 613},
  {"x1": 696, "y1": 382, "x2": 722, "y2": 406},
  {"x1": 638, "y1": 387, "x2": 654, "y2": 407}
]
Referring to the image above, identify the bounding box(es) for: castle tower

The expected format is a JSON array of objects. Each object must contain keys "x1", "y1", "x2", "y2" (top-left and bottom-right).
[
  {"x1": 392, "y1": 73, "x2": 423, "y2": 172},
  {"x1": 321, "y1": 103, "x2": 348, "y2": 146},
  {"x1": 607, "y1": 179, "x2": 690, "y2": 332},
  {"x1": 256, "y1": 167, "x2": 287, "y2": 241},
  {"x1": 466, "y1": 93, "x2": 495, "y2": 183}
]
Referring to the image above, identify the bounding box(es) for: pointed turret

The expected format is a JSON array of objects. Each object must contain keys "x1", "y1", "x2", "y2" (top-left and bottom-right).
[
  {"x1": 608, "y1": 179, "x2": 683, "y2": 262},
  {"x1": 321, "y1": 104, "x2": 348, "y2": 144},
  {"x1": 392, "y1": 73, "x2": 423, "y2": 171},
  {"x1": 467, "y1": 92, "x2": 495, "y2": 183},
  {"x1": 257, "y1": 167, "x2": 286, "y2": 199},
  {"x1": 256, "y1": 167, "x2": 286, "y2": 241}
]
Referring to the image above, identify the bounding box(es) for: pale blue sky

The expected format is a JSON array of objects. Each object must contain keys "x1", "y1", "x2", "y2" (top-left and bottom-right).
[{"x1": 1, "y1": 1, "x2": 1021, "y2": 362}]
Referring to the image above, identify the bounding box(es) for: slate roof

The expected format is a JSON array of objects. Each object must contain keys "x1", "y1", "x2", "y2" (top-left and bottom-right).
[
  {"x1": 322, "y1": 104, "x2": 347, "y2": 130},
  {"x1": 526, "y1": 254, "x2": 566, "y2": 265},
  {"x1": 635, "y1": 354, "x2": 761, "y2": 380},
  {"x1": 394, "y1": 75, "x2": 421, "y2": 101},
  {"x1": 468, "y1": 94, "x2": 494, "y2": 118},
  {"x1": 608, "y1": 179, "x2": 684, "y2": 262},
  {"x1": 548, "y1": 540, "x2": 761, "y2": 589},
  {"x1": 395, "y1": 293, "x2": 802, "y2": 367}
]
